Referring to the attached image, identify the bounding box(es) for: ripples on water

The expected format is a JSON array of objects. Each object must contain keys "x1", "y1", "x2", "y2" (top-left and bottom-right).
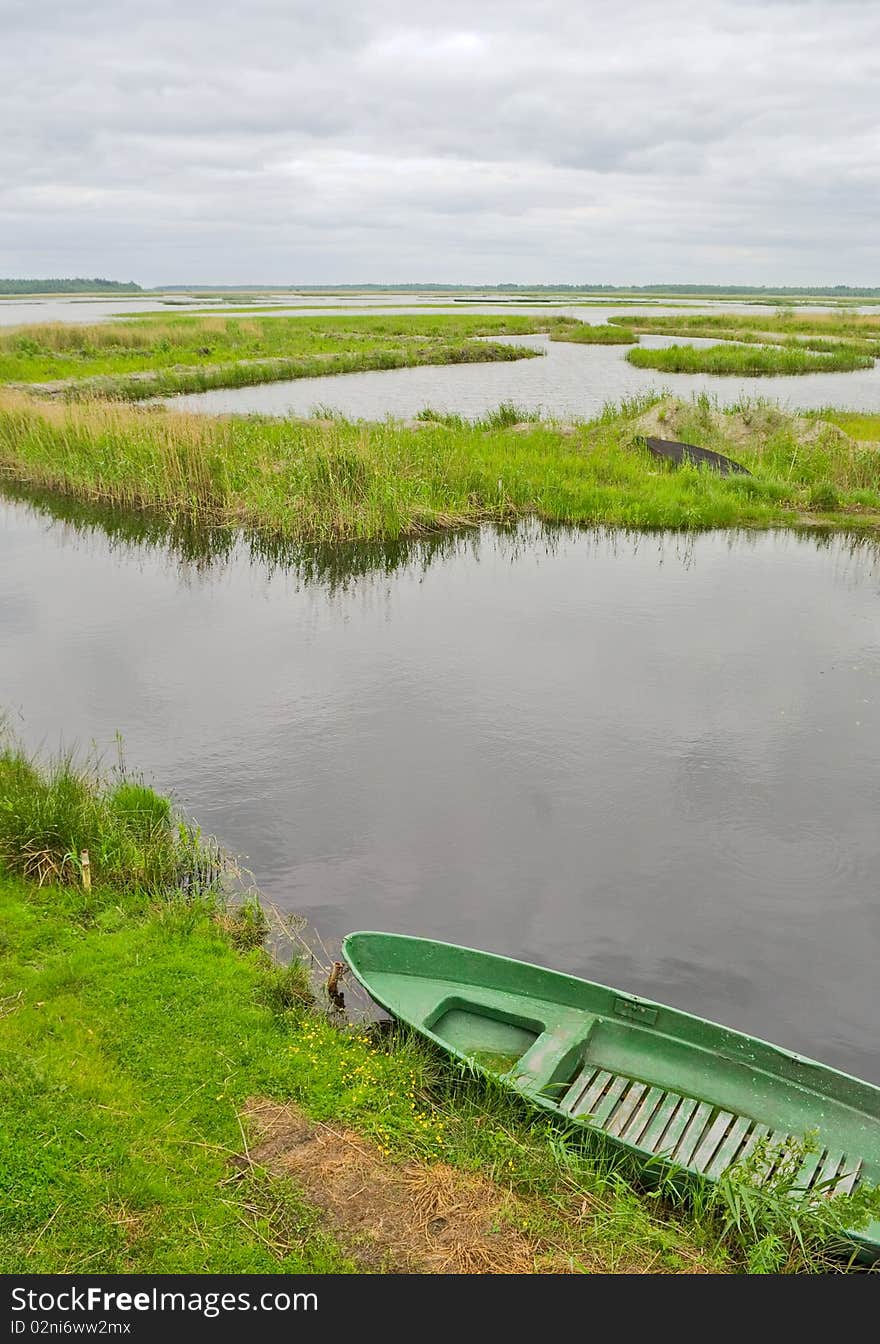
[{"x1": 1, "y1": 482, "x2": 879, "y2": 1080}]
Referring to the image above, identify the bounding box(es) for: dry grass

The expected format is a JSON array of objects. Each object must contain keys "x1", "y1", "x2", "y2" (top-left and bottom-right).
[
  {"x1": 0, "y1": 322, "x2": 168, "y2": 353},
  {"x1": 242, "y1": 1099, "x2": 714, "y2": 1274},
  {"x1": 243, "y1": 1098, "x2": 554, "y2": 1272}
]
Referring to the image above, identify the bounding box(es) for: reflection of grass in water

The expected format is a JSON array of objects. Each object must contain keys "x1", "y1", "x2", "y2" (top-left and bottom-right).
[{"x1": 0, "y1": 477, "x2": 476, "y2": 591}]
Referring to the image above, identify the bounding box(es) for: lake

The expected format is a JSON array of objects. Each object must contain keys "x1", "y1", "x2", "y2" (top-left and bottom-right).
[{"x1": 2, "y1": 486, "x2": 878, "y2": 1082}]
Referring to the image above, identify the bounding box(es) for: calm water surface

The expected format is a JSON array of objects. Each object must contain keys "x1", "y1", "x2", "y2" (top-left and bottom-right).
[
  {"x1": 168, "y1": 332, "x2": 880, "y2": 420},
  {"x1": 0, "y1": 295, "x2": 804, "y2": 326},
  {"x1": 2, "y1": 490, "x2": 878, "y2": 1080}
]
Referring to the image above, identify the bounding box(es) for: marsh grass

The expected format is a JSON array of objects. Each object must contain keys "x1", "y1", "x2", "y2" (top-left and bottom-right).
[
  {"x1": 475, "y1": 401, "x2": 542, "y2": 429},
  {"x1": 550, "y1": 323, "x2": 637, "y2": 345},
  {"x1": 0, "y1": 312, "x2": 579, "y2": 399},
  {"x1": 626, "y1": 342, "x2": 874, "y2": 376},
  {"x1": 816, "y1": 410, "x2": 880, "y2": 441},
  {"x1": 0, "y1": 737, "x2": 213, "y2": 897},
  {"x1": 610, "y1": 311, "x2": 880, "y2": 342},
  {"x1": 2, "y1": 391, "x2": 879, "y2": 542}
]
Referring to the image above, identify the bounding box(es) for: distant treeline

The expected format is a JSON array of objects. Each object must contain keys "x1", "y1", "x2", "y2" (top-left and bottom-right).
[
  {"x1": 303, "y1": 283, "x2": 880, "y2": 296},
  {"x1": 155, "y1": 282, "x2": 880, "y2": 297},
  {"x1": 0, "y1": 279, "x2": 142, "y2": 295}
]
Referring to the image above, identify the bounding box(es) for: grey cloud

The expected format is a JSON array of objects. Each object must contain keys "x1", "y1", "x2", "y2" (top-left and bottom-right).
[{"x1": 2, "y1": 1, "x2": 878, "y2": 282}]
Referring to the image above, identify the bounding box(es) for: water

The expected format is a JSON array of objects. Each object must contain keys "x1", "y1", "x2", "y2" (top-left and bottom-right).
[
  {"x1": 0, "y1": 295, "x2": 809, "y2": 326},
  {"x1": 0, "y1": 296, "x2": 190, "y2": 326},
  {"x1": 2, "y1": 487, "x2": 878, "y2": 1082},
  {"x1": 167, "y1": 332, "x2": 880, "y2": 420}
]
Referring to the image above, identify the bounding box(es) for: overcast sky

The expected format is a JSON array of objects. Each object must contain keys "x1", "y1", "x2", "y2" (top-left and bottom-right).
[{"x1": 2, "y1": 0, "x2": 878, "y2": 286}]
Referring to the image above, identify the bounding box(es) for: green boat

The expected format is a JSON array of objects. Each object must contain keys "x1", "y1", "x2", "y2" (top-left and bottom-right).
[{"x1": 342, "y1": 932, "x2": 880, "y2": 1260}]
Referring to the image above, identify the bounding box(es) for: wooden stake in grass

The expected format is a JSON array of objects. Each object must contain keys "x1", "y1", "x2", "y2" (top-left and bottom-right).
[
  {"x1": 326, "y1": 961, "x2": 345, "y2": 1010},
  {"x1": 80, "y1": 850, "x2": 91, "y2": 892}
]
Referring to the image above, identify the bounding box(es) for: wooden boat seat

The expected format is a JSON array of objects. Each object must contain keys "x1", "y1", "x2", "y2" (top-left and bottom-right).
[{"x1": 561, "y1": 1065, "x2": 864, "y2": 1193}]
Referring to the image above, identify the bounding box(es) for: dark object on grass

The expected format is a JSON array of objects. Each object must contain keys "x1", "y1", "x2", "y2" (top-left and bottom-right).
[{"x1": 644, "y1": 435, "x2": 751, "y2": 476}]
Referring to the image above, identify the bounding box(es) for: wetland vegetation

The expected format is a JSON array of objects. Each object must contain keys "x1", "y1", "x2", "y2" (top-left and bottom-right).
[
  {"x1": 0, "y1": 312, "x2": 584, "y2": 401},
  {"x1": 626, "y1": 342, "x2": 875, "y2": 376},
  {"x1": 550, "y1": 323, "x2": 637, "y2": 345},
  {"x1": 1, "y1": 388, "x2": 879, "y2": 542},
  {"x1": 611, "y1": 310, "x2": 880, "y2": 376}
]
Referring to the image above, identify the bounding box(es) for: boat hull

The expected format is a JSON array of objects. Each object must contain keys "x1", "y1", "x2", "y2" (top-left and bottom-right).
[{"x1": 342, "y1": 932, "x2": 880, "y2": 1261}]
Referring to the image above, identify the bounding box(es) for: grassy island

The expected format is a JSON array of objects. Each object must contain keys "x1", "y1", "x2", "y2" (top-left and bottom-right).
[
  {"x1": 1, "y1": 390, "x2": 879, "y2": 541},
  {"x1": 626, "y1": 343, "x2": 874, "y2": 376},
  {"x1": 0, "y1": 313, "x2": 579, "y2": 402}
]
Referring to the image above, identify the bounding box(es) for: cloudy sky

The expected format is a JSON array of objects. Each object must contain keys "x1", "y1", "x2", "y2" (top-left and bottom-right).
[{"x1": 2, "y1": 0, "x2": 878, "y2": 286}]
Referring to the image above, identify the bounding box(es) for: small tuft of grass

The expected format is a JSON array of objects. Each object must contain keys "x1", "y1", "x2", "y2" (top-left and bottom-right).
[
  {"x1": 259, "y1": 959, "x2": 315, "y2": 1014},
  {"x1": 475, "y1": 402, "x2": 542, "y2": 429},
  {"x1": 809, "y1": 481, "x2": 841, "y2": 510},
  {"x1": 695, "y1": 1132, "x2": 880, "y2": 1273},
  {"x1": 415, "y1": 406, "x2": 467, "y2": 429},
  {"x1": 551, "y1": 323, "x2": 637, "y2": 345}
]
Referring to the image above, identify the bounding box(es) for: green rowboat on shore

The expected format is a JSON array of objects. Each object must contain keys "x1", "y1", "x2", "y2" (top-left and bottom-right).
[{"x1": 342, "y1": 932, "x2": 880, "y2": 1260}]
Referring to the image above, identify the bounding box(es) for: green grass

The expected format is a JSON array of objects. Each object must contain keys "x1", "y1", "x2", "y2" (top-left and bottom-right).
[
  {"x1": 816, "y1": 411, "x2": 880, "y2": 441},
  {"x1": 609, "y1": 311, "x2": 880, "y2": 342},
  {"x1": 0, "y1": 746, "x2": 205, "y2": 893},
  {"x1": 0, "y1": 312, "x2": 584, "y2": 400},
  {"x1": 626, "y1": 342, "x2": 874, "y2": 376},
  {"x1": 550, "y1": 323, "x2": 637, "y2": 345},
  {"x1": 2, "y1": 391, "x2": 880, "y2": 542}
]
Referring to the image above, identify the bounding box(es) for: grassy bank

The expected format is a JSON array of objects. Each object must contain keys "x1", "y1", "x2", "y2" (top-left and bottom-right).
[
  {"x1": 626, "y1": 343, "x2": 874, "y2": 376},
  {"x1": 0, "y1": 312, "x2": 582, "y2": 401},
  {"x1": 2, "y1": 391, "x2": 880, "y2": 541},
  {"x1": 4, "y1": 744, "x2": 876, "y2": 1274},
  {"x1": 609, "y1": 311, "x2": 880, "y2": 342}
]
